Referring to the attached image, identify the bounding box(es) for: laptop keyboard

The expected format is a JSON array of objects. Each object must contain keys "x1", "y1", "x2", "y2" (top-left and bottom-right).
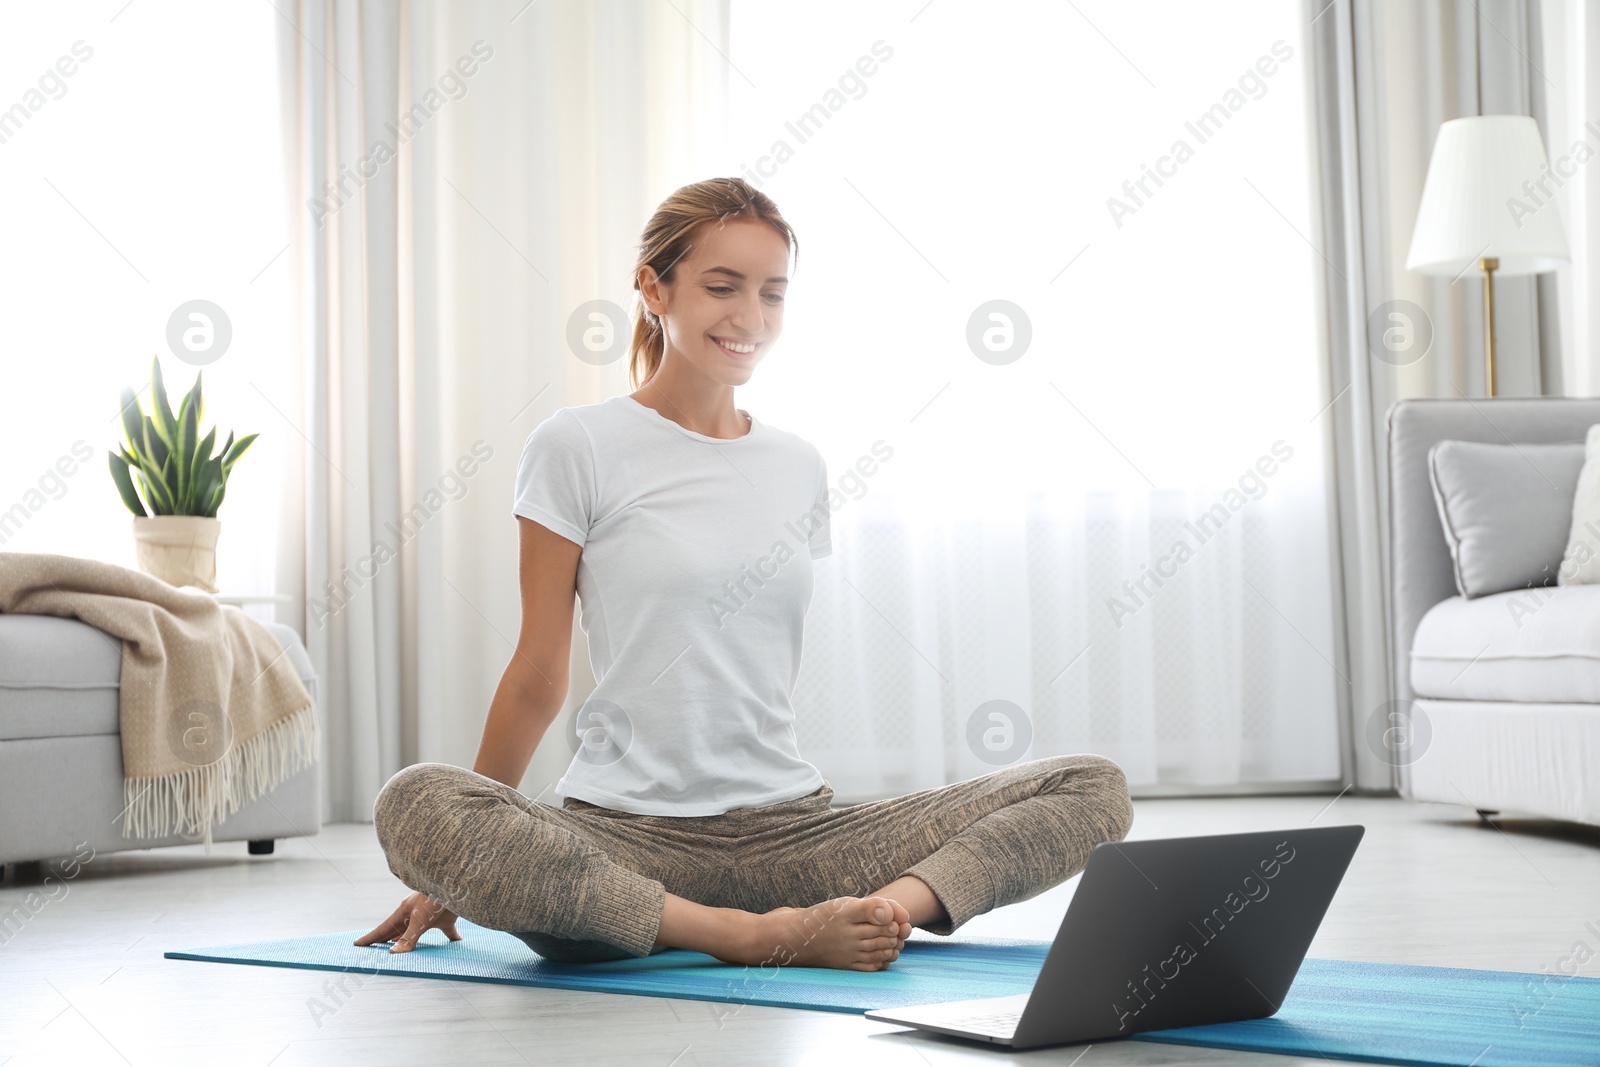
[{"x1": 948, "y1": 1007, "x2": 1022, "y2": 1036}]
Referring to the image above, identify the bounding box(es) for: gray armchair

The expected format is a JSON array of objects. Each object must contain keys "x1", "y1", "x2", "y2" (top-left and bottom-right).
[{"x1": 1386, "y1": 397, "x2": 1600, "y2": 828}]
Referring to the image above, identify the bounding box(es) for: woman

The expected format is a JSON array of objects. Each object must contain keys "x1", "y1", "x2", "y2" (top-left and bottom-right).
[{"x1": 360, "y1": 177, "x2": 1134, "y2": 971}]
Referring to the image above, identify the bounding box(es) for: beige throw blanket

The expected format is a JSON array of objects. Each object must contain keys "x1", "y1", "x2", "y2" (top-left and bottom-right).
[{"x1": 0, "y1": 552, "x2": 318, "y2": 849}]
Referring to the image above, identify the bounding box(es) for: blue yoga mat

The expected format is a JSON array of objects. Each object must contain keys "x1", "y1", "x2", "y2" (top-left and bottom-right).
[{"x1": 166, "y1": 921, "x2": 1600, "y2": 1066}]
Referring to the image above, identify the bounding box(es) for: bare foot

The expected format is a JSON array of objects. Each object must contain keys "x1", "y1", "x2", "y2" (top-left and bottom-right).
[{"x1": 726, "y1": 895, "x2": 913, "y2": 972}]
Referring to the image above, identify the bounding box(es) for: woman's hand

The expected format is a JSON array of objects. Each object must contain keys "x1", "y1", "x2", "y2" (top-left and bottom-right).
[{"x1": 354, "y1": 890, "x2": 464, "y2": 953}]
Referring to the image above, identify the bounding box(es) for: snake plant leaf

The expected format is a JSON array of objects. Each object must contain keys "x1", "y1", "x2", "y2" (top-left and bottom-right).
[
  {"x1": 134, "y1": 463, "x2": 173, "y2": 515},
  {"x1": 192, "y1": 453, "x2": 223, "y2": 517},
  {"x1": 108, "y1": 451, "x2": 148, "y2": 517},
  {"x1": 216, "y1": 430, "x2": 234, "y2": 497},
  {"x1": 194, "y1": 463, "x2": 224, "y2": 521},
  {"x1": 159, "y1": 453, "x2": 179, "y2": 515},
  {"x1": 174, "y1": 395, "x2": 189, "y2": 507},
  {"x1": 131, "y1": 467, "x2": 154, "y2": 514},
  {"x1": 188, "y1": 370, "x2": 204, "y2": 430},
  {"x1": 145, "y1": 473, "x2": 172, "y2": 516},
  {"x1": 139, "y1": 415, "x2": 165, "y2": 482},
  {"x1": 175, "y1": 388, "x2": 199, "y2": 509},
  {"x1": 189, "y1": 373, "x2": 206, "y2": 507},
  {"x1": 177, "y1": 371, "x2": 203, "y2": 436},
  {"x1": 206, "y1": 478, "x2": 227, "y2": 518},
  {"x1": 118, "y1": 388, "x2": 145, "y2": 463},
  {"x1": 221, "y1": 432, "x2": 258, "y2": 474},
  {"x1": 118, "y1": 446, "x2": 151, "y2": 508},
  {"x1": 187, "y1": 426, "x2": 217, "y2": 512},
  {"x1": 141, "y1": 415, "x2": 168, "y2": 470},
  {"x1": 192, "y1": 475, "x2": 217, "y2": 518},
  {"x1": 150, "y1": 357, "x2": 179, "y2": 454}
]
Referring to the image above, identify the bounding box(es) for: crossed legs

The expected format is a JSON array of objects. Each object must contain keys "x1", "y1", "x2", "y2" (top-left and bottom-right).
[{"x1": 373, "y1": 753, "x2": 1134, "y2": 969}]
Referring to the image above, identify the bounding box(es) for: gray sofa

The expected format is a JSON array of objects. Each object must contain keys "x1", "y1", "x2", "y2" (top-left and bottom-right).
[
  {"x1": 0, "y1": 613, "x2": 322, "y2": 870},
  {"x1": 1387, "y1": 397, "x2": 1600, "y2": 828}
]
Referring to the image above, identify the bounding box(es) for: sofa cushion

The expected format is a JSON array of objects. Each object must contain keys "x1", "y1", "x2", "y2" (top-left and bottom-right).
[
  {"x1": 1559, "y1": 422, "x2": 1600, "y2": 585},
  {"x1": 0, "y1": 614, "x2": 121, "y2": 739},
  {"x1": 0, "y1": 612, "x2": 316, "y2": 742},
  {"x1": 1427, "y1": 438, "x2": 1585, "y2": 598},
  {"x1": 1411, "y1": 584, "x2": 1600, "y2": 703}
]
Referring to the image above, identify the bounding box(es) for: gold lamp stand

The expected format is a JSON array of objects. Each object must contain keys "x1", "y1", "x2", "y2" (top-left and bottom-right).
[{"x1": 1479, "y1": 255, "x2": 1498, "y2": 397}]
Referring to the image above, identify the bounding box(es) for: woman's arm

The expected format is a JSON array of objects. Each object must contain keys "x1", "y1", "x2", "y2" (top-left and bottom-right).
[
  {"x1": 472, "y1": 516, "x2": 583, "y2": 787},
  {"x1": 357, "y1": 517, "x2": 581, "y2": 954}
]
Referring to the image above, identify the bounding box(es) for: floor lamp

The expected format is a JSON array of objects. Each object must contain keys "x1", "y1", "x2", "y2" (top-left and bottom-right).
[{"x1": 1405, "y1": 115, "x2": 1570, "y2": 397}]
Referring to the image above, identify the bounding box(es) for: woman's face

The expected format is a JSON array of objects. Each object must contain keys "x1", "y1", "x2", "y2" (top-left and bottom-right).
[{"x1": 639, "y1": 216, "x2": 789, "y2": 385}]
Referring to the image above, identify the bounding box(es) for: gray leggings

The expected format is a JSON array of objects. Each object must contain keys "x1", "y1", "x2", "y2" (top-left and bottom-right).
[{"x1": 373, "y1": 753, "x2": 1135, "y2": 963}]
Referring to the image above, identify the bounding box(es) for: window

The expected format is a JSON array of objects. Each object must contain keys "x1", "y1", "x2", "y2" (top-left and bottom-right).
[{"x1": 0, "y1": 1, "x2": 290, "y2": 603}]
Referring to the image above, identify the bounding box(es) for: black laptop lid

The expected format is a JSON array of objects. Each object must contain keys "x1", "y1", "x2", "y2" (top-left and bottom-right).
[{"x1": 1011, "y1": 824, "x2": 1364, "y2": 1048}]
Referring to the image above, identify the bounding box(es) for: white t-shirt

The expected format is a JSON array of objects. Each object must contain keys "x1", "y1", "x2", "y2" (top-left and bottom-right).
[{"x1": 511, "y1": 394, "x2": 831, "y2": 816}]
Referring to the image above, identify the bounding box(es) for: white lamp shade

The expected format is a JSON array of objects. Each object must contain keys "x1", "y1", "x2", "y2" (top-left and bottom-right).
[{"x1": 1405, "y1": 114, "x2": 1571, "y2": 277}]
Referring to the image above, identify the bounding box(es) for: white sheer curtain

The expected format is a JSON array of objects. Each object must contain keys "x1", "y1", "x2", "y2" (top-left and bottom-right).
[
  {"x1": 275, "y1": 0, "x2": 730, "y2": 822},
  {"x1": 1541, "y1": 0, "x2": 1600, "y2": 397},
  {"x1": 721, "y1": 0, "x2": 1344, "y2": 799}
]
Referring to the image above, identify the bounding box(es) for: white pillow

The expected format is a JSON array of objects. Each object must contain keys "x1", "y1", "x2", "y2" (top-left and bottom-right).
[{"x1": 1559, "y1": 423, "x2": 1600, "y2": 585}]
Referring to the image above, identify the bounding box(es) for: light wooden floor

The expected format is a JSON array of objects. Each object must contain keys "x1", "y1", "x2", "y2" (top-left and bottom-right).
[{"x1": 3, "y1": 793, "x2": 1598, "y2": 1066}]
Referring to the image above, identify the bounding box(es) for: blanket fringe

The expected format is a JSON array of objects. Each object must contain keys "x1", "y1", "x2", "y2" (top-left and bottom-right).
[{"x1": 121, "y1": 704, "x2": 320, "y2": 852}]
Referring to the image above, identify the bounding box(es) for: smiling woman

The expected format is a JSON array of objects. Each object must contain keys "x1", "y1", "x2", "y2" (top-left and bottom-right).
[{"x1": 356, "y1": 175, "x2": 1137, "y2": 972}]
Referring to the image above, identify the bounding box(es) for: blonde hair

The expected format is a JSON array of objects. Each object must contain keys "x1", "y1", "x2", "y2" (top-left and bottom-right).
[{"x1": 628, "y1": 177, "x2": 798, "y2": 391}]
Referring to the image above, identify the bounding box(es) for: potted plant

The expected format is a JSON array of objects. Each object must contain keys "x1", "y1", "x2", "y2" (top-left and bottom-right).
[{"x1": 108, "y1": 356, "x2": 258, "y2": 593}]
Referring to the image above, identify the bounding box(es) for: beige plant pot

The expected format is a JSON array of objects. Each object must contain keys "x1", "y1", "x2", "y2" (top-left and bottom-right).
[{"x1": 132, "y1": 516, "x2": 222, "y2": 593}]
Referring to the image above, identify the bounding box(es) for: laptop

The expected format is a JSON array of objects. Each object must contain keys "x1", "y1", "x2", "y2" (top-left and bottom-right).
[{"x1": 864, "y1": 823, "x2": 1364, "y2": 1050}]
